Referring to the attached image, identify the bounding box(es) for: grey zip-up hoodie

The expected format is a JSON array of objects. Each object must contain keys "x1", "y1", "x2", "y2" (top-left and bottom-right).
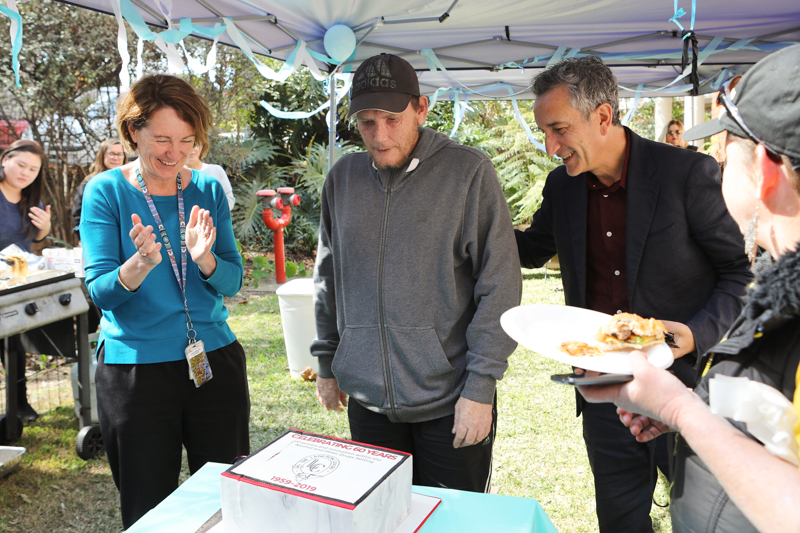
[{"x1": 311, "y1": 127, "x2": 522, "y2": 423}]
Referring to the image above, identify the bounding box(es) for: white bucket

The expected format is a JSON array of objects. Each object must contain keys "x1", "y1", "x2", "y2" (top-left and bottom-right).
[{"x1": 276, "y1": 278, "x2": 319, "y2": 379}]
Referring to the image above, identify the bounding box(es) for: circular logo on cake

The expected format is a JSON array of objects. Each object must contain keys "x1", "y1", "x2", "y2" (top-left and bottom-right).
[{"x1": 292, "y1": 455, "x2": 340, "y2": 481}]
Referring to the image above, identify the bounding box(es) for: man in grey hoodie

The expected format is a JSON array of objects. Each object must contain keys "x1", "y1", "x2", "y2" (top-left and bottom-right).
[{"x1": 312, "y1": 53, "x2": 522, "y2": 492}]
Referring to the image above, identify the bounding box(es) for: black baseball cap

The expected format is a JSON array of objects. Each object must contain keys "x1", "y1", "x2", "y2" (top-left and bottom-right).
[
  {"x1": 684, "y1": 44, "x2": 800, "y2": 160},
  {"x1": 347, "y1": 53, "x2": 420, "y2": 118}
]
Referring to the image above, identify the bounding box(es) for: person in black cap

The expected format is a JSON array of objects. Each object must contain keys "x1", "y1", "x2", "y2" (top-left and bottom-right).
[
  {"x1": 579, "y1": 43, "x2": 800, "y2": 533},
  {"x1": 515, "y1": 55, "x2": 751, "y2": 532},
  {"x1": 311, "y1": 53, "x2": 522, "y2": 492}
]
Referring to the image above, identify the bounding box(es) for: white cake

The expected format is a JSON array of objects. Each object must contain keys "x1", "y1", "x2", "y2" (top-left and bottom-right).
[{"x1": 220, "y1": 429, "x2": 413, "y2": 533}]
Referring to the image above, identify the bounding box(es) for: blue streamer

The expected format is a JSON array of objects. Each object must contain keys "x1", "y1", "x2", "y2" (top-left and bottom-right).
[
  {"x1": 546, "y1": 46, "x2": 567, "y2": 67},
  {"x1": 0, "y1": 4, "x2": 22, "y2": 86},
  {"x1": 710, "y1": 68, "x2": 731, "y2": 91},
  {"x1": 119, "y1": 1, "x2": 224, "y2": 44},
  {"x1": 622, "y1": 84, "x2": 643, "y2": 126},
  {"x1": 449, "y1": 91, "x2": 474, "y2": 138},
  {"x1": 508, "y1": 86, "x2": 546, "y2": 153}
]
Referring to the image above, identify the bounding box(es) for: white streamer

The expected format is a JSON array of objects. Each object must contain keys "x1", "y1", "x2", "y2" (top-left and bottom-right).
[{"x1": 109, "y1": 0, "x2": 131, "y2": 92}]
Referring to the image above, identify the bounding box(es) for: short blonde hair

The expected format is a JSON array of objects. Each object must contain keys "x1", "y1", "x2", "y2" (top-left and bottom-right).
[{"x1": 117, "y1": 75, "x2": 212, "y2": 159}]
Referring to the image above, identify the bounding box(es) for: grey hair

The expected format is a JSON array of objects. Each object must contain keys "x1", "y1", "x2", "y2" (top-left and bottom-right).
[{"x1": 531, "y1": 55, "x2": 621, "y2": 126}]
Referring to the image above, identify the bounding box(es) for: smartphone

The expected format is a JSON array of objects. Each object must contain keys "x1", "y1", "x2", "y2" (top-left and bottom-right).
[{"x1": 550, "y1": 373, "x2": 634, "y2": 386}]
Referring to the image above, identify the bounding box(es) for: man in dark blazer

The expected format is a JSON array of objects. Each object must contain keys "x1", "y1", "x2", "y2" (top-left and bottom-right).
[{"x1": 516, "y1": 56, "x2": 752, "y2": 532}]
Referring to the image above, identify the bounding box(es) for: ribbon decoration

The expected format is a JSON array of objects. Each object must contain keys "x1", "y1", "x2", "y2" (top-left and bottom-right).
[
  {"x1": 259, "y1": 71, "x2": 353, "y2": 120},
  {"x1": 448, "y1": 90, "x2": 474, "y2": 138},
  {"x1": 223, "y1": 18, "x2": 328, "y2": 83},
  {"x1": 0, "y1": 0, "x2": 22, "y2": 86},
  {"x1": 710, "y1": 67, "x2": 731, "y2": 91},
  {"x1": 109, "y1": 0, "x2": 227, "y2": 88},
  {"x1": 621, "y1": 84, "x2": 643, "y2": 126},
  {"x1": 110, "y1": 0, "x2": 132, "y2": 91},
  {"x1": 508, "y1": 86, "x2": 547, "y2": 154},
  {"x1": 546, "y1": 46, "x2": 568, "y2": 67}
]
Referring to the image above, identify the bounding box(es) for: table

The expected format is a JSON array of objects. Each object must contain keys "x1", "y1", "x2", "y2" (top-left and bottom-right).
[{"x1": 128, "y1": 462, "x2": 559, "y2": 532}]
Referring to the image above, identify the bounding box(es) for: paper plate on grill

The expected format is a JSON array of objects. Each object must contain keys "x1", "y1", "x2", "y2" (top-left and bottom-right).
[{"x1": 500, "y1": 304, "x2": 674, "y2": 374}]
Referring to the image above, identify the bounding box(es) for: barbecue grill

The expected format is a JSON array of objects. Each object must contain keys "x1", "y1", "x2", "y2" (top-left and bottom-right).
[{"x1": 0, "y1": 270, "x2": 101, "y2": 458}]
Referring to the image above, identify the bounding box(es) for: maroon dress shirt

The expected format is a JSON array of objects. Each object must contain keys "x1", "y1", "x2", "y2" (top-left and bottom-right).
[{"x1": 586, "y1": 131, "x2": 631, "y2": 315}]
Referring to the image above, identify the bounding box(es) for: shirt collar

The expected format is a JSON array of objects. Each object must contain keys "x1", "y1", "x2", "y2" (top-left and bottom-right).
[{"x1": 586, "y1": 128, "x2": 631, "y2": 192}]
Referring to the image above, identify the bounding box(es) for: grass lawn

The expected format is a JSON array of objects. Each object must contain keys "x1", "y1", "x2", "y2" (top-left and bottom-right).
[{"x1": 0, "y1": 267, "x2": 672, "y2": 532}]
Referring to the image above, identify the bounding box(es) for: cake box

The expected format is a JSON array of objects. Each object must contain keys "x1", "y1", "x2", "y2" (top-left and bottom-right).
[{"x1": 220, "y1": 429, "x2": 413, "y2": 533}]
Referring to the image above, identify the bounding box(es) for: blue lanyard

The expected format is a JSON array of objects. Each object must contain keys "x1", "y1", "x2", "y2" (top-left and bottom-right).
[{"x1": 135, "y1": 169, "x2": 196, "y2": 342}]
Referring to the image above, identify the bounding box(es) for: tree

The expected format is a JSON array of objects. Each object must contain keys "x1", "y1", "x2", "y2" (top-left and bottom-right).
[
  {"x1": 182, "y1": 38, "x2": 272, "y2": 137},
  {"x1": 0, "y1": 0, "x2": 145, "y2": 244}
]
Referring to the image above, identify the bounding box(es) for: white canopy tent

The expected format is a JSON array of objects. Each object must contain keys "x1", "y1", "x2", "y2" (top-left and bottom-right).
[
  {"x1": 7, "y1": 0, "x2": 798, "y2": 155},
  {"x1": 46, "y1": 0, "x2": 799, "y2": 97}
]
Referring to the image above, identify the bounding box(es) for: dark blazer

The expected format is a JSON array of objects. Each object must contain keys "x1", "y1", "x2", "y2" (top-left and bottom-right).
[{"x1": 515, "y1": 129, "x2": 752, "y2": 359}]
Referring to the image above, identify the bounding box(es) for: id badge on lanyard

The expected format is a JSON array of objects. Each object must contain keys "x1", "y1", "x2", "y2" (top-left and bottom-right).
[{"x1": 136, "y1": 169, "x2": 213, "y2": 387}]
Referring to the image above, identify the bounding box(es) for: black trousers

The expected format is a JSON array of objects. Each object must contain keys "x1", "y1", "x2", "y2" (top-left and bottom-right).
[
  {"x1": 96, "y1": 340, "x2": 251, "y2": 529},
  {"x1": 582, "y1": 401, "x2": 672, "y2": 533},
  {"x1": 348, "y1": 396, "x2": 496, "y2": 493}
]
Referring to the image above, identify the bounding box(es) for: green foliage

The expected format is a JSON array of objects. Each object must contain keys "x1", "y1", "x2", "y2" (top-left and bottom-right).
[
  {"x1": 231, "y1": 179, "x2": 273, "y2": 243},
  {"x1": 284, "y1": 260, "x2": 298, "y2": 278},
  {"x1": 251, "y1": 69, "x2": 362, "y2": 165},
  {"x1": 0, "y1": 0, "x2": 136, "y2": 244},
  {"x1": 626, "y1": 97, "x2": 656, "y2": 141},
  {"x1": 182, "y1": 39, "x2": 272, "y2": 135},
  {"x1": 292, "y1": 141, "x2": 360, "y2": 200},
  {"x1": 207, "y1": 136, "x2": 282, "y2": 180},
  {"x1": 463, "y1": 101, "x2": 558, "y2": 225},
  {"x1": 250, "y1": 255, "x2": 275, "y2": 288}
]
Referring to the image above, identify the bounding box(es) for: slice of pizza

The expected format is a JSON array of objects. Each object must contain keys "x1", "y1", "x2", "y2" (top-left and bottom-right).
[{"x1": 595, "y1": 312, "x2": 667, "y2": 351}]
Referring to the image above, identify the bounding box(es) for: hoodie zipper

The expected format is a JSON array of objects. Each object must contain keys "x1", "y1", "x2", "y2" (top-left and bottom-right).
[{"x1": 378, "y1": 171, "x2": 398, "y2": 420}]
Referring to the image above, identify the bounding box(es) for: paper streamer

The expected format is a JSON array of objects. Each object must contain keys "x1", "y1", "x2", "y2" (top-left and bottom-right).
[
  {"x1": 110, "y1": 0, "x2": 227, "y2": 88},
  {"x1": 508, "y1": 86, "x2": 547, "y2": 153},
  {"x1": 109, "y1": 0, "x2": 131, "y2": 91},
  {"x1": 448, "y1": 90, "x2": 474, "y2": 138},
  {"x1": 621, "y1": 84, "x2": 643, "y2": 126},
  {"x1": 0, "y1": 0, "x2": 23, "y2": 86},
  {"x1": 259, "y1": 71, "x2": 352, "y2": 121}
]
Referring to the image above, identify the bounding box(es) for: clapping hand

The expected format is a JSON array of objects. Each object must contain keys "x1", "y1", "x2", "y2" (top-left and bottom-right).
[
  {"x1": 186, "y1": 205, "x2": 216, "y2": 264},
  {"x1": 130, "y1": 214, "x2": 162, "y2": 266}
]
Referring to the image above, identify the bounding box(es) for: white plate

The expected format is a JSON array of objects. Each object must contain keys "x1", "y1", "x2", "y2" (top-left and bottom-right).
[{"x1": 501, "y1": 304, "x2": 674, "y2": 374}]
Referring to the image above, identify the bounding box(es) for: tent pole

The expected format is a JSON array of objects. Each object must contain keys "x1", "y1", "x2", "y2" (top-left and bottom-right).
[{"x1": 328, "y1": 70, "x2": 337, "y2": 172}]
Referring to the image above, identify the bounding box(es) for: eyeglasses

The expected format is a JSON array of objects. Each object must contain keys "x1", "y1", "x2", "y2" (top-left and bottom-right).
[
  {"x1": 106, "y1": 152, "x2": 125, "y2": 159},
  {"x1": 667, "y1": 129, "x2": 682, "y2": 136},
  {"x1": 717, "y1": 76, "x2": 780, "y2": 159}
]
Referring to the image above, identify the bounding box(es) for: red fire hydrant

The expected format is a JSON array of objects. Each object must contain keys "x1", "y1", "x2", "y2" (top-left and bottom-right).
[{"x1": 258, "y1": 187, "x2": 301, "y2": 284}]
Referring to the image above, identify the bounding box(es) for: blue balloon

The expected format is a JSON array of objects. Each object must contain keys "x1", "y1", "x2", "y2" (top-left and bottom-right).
[{"x1": 324, "y1": 24, "x2": 356, "y2": 64}]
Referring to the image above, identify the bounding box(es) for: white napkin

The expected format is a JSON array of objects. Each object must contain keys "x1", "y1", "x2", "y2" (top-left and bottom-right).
[{"x1": 709, "y1": 374, "x2": 800, "y2": 467}]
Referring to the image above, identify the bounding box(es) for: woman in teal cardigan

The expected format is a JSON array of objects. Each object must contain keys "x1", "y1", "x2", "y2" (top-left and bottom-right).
[{"x1": 81, "y1": 74, "x2": 249, "y2": 529}]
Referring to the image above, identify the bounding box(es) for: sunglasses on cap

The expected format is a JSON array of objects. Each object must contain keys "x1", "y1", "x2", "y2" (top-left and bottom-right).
[{"x1": 717, "y1": 76, "x2": 781, "y2": 159}]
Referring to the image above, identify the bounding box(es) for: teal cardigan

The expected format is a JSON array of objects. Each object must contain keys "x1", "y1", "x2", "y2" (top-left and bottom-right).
[{"x1": 81, "y1": 168, "x2": 243, "y2": 364}]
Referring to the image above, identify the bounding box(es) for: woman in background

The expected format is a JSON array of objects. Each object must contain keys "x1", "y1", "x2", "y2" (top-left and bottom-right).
[
  {"x1": 72, "y1": 139, "x2": 127, "y2": 238},
  {"x1": 661, "y1": 119, "x2": 698, "y2": 151},
  {"x1": 184, "y1": 142, "x2": 235, "y2": 211},
  {"x1": 0, "y1": 139, "x2": 51, "y2": 422}
]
